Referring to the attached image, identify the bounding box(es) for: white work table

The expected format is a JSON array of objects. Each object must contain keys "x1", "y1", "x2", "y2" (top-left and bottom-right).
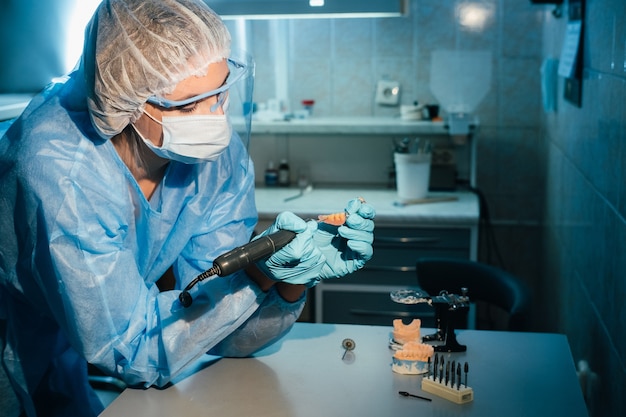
[
  {"x1": 254, "y1": 188, "x2": 479, "y2": 227},
  {"x1": 100, "y1": 323, "x2": 588, "y2": 417}
]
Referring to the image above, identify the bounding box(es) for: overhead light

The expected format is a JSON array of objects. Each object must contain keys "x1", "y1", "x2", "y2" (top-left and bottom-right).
[
  {"x1": 207, "y1": 0, "x2": 408, "y2": 20},
  {"x1": 455, "y1": 2, "x2": 494, "y2": 32}
]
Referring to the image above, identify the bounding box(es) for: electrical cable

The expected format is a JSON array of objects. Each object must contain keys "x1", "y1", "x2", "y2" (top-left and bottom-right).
[
  {"x1": 456, "y1": 179, "x2": 506, "y2": 269},
  {"x1": 471, "y1": 185, "x2": 505, "y2": 268}
]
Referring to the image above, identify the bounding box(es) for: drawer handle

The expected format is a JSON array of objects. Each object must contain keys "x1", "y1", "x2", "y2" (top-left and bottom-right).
[
  {"x1": 350, "y1": 309, "x2": 434, "y2": 318},
  {"x1": 365, "y1": 265, "x2": 416, "y2": 272},
  {"x1": 375, "y1": 236, "x2": 441, "y2": 244}
]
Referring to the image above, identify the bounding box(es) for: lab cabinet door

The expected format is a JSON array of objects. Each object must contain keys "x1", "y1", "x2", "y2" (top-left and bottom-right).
[
  {"x1": 317, "y1": 227, "x2": 472, "y2": 325},
  {"x1": 324, "y1": 227, "x2": 470, "y2": 287},
  {"x1": 322, "y1": 290, "x2": 436, "y2": 327}
]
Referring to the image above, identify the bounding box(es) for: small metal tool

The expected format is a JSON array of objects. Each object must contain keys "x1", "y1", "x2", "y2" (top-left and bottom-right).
[
  {"x1": 398, "y1": 391, "x2": 432, "y2": 402},
  {"x1": 440, "y1": 357, "x2": 445, "y2": 383},
  {"x1": 421, "y1": 289, "x2": 470, "y2": 352},
  {"x1": 341, "y1": 338, "x2": 355, "y2": 360},
  {"x1": 450, "y1": 360, "x2": 456, "y2": 388}
]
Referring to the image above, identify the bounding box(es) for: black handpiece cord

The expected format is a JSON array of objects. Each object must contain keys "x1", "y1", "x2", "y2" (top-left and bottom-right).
[{"x1": 178, "y1": 229, "x2": 297, "y2": 307}]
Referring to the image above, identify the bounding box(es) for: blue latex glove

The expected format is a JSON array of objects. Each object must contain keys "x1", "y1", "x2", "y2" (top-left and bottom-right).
[
  {"x1": 255, "y1": 212, "x2": 325, "y2": 286},
  {"x1": 314, "y1": 198, "x2": 375, "y2": 281}
]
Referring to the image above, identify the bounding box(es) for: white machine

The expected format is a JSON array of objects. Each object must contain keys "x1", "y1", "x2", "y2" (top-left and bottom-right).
[{"x1": 430, "y1": 50, "x2": 492, "y2": 137}]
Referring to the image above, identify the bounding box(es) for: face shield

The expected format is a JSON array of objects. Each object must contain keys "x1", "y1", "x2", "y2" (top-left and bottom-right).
[
  {"x1": 226, "y1": 50, "x2": 255, "y2": 152},
  {"x1": 147, "y1": 50, "x2": 255, "y2": 146}
]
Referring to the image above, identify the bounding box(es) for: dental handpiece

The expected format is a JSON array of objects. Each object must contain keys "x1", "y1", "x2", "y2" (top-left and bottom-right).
[{"x1": 179, "y1": 229, "x2": 297, "y2": 308}]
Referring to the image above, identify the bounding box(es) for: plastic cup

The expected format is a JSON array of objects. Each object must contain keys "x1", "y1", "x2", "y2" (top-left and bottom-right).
[{"x1": 394, "y1": 152, "x2": 431, "y2": 201}]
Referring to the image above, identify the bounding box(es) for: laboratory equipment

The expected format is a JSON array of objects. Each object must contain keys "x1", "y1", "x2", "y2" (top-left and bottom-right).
[
  {"x1": 179, "y1": 229, "x2": 296, "y2": 307},
  {"x1": 421, "y1": 354, "x2": 473, "y2": 404},
  {"x1": 390, "y1": 288, "x2": 470, "y2": 352},
  {"x1": 341, "y1": 338, "x2": 355, "y2": 360},
  {"x1": 430, "y1": 50, "x2": 491, "y2": 138}
]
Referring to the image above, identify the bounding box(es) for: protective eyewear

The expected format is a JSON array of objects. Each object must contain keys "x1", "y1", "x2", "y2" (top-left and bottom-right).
[{"x1": 147, "y1": 58, "x2": 247, "y2": 113}]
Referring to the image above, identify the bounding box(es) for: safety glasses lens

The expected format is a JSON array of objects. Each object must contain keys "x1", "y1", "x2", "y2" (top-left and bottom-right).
[{"x1": 147, "y1": 58, "x2": 246, "y2": 109}]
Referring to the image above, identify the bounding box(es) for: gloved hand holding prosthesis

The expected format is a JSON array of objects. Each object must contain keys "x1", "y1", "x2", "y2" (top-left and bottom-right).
[
  {"x1": 178, "y1": 198, "x2": 375, "y2": 307},
  {"x1": 256, "y1": 198, "x2": 376, "y2": 287}
]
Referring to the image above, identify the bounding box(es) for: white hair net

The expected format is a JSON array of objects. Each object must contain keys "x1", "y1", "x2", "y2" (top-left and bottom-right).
[{"x1": 81, "y1": 0, "x2": 231, "y2": 139}]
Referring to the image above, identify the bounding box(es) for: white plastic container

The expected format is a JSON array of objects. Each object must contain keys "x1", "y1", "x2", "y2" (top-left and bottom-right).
[
  {"x1": 400, "y1": 104, "x2": 424, "y2": 120},
  {"x1": 394, "y1": 152, "x2": 431, "y2": 201}
]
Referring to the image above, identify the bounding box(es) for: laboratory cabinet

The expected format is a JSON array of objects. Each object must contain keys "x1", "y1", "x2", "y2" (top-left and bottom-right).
[
  {"x1": 253, "y1": 187, "x2": 479, "y2": 325},
  {"x1": 315, "y1": 226, "x2": 472, "y2": 326}
]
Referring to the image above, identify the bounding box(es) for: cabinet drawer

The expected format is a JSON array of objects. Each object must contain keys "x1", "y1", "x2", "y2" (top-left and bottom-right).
[
  {"x1": 342, "y1": 252, "x2": 467, "y2": 286},
  {"x1": 322, "y1": 290, "x2": 435, "y2": 327},
  {"x1": 325, "y1": 227, "x2": 470, "y2": 286},
  {"x1": 373, "y1": 228, "x2": 469, "y2": 249},
  {"x1": 366, "y1": 247, "x2": 469, "y2": 270}
]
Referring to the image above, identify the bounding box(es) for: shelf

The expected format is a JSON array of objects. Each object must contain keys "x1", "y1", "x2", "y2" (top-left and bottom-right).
[
  {"x1": 255, "y1": 188, "x2": 479, "y2": 227},
  {"x1": 232, "y1": 116, "x2": 449, "y2": 136}
]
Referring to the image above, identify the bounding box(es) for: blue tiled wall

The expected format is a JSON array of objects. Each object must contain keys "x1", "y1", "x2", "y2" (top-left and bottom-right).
[{"x1": 542, "y1": 1, "x2": 626, "y2": 415}]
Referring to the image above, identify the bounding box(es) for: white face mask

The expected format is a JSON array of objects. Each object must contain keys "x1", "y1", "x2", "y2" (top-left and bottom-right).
[{"x1": 134, "y1": 101, "x2": 232, "y2": 164}]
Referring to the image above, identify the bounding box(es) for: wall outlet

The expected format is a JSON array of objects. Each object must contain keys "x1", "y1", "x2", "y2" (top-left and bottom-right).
[{"x1": 375, "y1": 80, "x2": 400, "y2": 106}]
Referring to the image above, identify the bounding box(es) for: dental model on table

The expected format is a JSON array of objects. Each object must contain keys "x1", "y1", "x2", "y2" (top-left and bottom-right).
[{"x1": 390, "y1": 319, "x2": 435, "y2": 375}]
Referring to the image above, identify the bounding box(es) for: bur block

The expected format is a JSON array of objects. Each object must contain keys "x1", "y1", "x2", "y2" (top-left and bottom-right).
[{"x1": 421, "y1": 376, "x2": 474, "y2": 404}]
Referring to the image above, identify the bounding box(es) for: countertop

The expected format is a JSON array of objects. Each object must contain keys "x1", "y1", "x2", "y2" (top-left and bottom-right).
[
  {"x1": 233, "y1": 116, "x2": 449, "y2": 135},
  {"x1": 255, "y1": 188, "x2": 479, "y2": 227}
]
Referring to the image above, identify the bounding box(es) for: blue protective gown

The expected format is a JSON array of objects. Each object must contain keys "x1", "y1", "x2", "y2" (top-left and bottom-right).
[{"x1": 0, "y1": 73, "x2": 304, "y2": 417}]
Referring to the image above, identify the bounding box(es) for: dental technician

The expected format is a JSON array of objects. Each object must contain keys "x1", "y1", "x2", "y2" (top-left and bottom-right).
[{"x1": 0, "y1": 1, "x2": 375, "y2": 416}]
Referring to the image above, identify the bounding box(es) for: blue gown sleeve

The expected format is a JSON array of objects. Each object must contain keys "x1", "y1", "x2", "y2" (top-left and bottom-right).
[
  {"x1": 207, "y1": 288, "x2": 305, "y2": 357},
  {"x1": 6, "y1": 93, "x2": 305, "y2": 388},
  {"x1": 44, "y1": 154, "x2": 304, "y2": 387}
]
